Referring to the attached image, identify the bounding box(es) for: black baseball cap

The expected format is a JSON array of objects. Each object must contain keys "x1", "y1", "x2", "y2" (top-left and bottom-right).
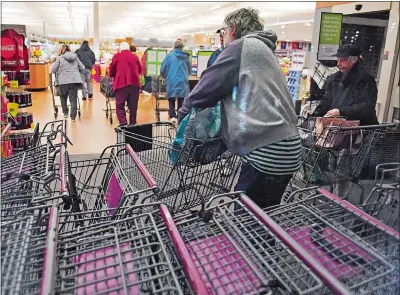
[{"x1": 333, "y1": 44, "x2": 362, "y2": 57}]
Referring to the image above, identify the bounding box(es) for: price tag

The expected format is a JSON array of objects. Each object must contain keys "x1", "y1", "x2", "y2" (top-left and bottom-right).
[
  {"x1": 10, "y1": 80, "x2": 19, "y2": 88},
  {"x1": 7, "y1": 102, "x2": 19, "y2": 117}
]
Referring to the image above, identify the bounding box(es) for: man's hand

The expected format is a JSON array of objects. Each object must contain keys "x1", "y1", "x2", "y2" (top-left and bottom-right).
[{"x1": 325, "y1": 109, "x2": 340, "y2": 117}]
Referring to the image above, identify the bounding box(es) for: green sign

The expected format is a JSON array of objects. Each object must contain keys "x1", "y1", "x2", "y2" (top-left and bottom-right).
[
  {"x1": 146, "y1": 49, "x2": 168, "y2": 76},
  {"x1": 318, "y1": 12, "x2": 343, "y2": 60}
]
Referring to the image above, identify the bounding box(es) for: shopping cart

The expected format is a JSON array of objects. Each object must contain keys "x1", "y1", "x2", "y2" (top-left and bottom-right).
[
  {"x1": 151, "y1": 76, "x2": 168, "y2": 121},
  {"x1": 292, "y1": 123, "x2": 395, "y2": 202},
  {"x1": 100, "y1": 76, "x2": 115, "y2": 124},
  {"x1": 55, "y1": 144, "x2": 159, "y2": 222},
  {"x1": 168, "y1": 192, "x2": 362, "y2": 295},
  {"x1": 116, "y1": 122, "x2": 241, "y2": 215},
  {"x1": 361, "y1": 162, "x2": 399, "y2": 231},
  {"x1": 1, "y1": 206, "x2": 58, "y2": 295},
  {"x1": 267, "y1": 187, "x2": 400, "y2": 294},
  {"x1": 55, "y1": 203, "x2": 195, "y2": 295},
  {"x1": 50, "y1": 73, "x2": 81, "y2": 119}
]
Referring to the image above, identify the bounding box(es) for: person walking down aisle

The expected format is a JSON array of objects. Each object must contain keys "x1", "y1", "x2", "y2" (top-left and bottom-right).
[
  {"x1": 161, "y1": 39, "x2": 191, "y2": 125},
  {"x1": 311, "y1": 44, "x2": 379, "y2": 125},
  {"x1": 141, "y1": 47, "x2": 153, "y2": 95},
  {"x1": 178, "y1": 7, "x2": 302, "y2": 208},
  {"x1": 109, "y1": 41, "x2": 142, "y2": 127},
  {"x1": 75, "y1": 40, "x2": 96, "y2": 100},
  {"x1": 51, "y1": 44, "x2": 85, "y2": 122}
]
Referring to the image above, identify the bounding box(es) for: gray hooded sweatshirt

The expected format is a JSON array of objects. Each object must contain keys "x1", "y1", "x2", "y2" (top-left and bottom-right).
[
  {"x1": 51, "y1": 51, "x2": 85, "y2": 86},
  {"x1": 178, "y1": 31, "x2": 299, "y2": 157}
]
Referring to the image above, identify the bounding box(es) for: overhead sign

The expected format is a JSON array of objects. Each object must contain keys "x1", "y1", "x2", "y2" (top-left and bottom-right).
[{"x1": 318, "y1": 12, "x2": 343, "y2": 61}]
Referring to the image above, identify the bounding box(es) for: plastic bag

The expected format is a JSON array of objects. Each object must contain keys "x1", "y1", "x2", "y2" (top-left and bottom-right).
[{"x1": 169, "y1": 102, "x2": 226, "y2": 165}]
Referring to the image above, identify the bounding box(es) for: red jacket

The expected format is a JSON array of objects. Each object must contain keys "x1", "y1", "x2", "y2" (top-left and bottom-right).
[
  {"x1": 109, "y1": 50, "x2": 142, "y2": 91},
  {"x1": 141, "y1": 50, "x2": 147, "y2": 75}
]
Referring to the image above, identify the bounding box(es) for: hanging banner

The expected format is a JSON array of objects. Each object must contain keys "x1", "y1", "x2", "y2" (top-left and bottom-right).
[{"x1": 318, "y1": 12, "x2": 343, "y2": 61}]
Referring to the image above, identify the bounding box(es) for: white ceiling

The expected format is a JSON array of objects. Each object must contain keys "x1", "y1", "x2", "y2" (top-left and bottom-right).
[{"x1": 1, "y1": 2, "x2": 315, "y2": 41}]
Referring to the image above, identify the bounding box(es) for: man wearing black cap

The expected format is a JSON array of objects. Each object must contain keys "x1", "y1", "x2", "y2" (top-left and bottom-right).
[
  {"x1": 206, "y1": 28, "x2": 225, "y2": 68},
  {"x1": 312, "y1": 44, "x2": 378, "y2": 125}
]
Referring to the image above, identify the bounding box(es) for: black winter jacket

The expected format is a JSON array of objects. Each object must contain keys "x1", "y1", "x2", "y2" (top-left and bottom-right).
[
  {"x1": 313, "y1": 61, "x2": 379, "y2": 125},
  {"x1": 75, "y1": 44, "x2": 95, "y2": 69}
]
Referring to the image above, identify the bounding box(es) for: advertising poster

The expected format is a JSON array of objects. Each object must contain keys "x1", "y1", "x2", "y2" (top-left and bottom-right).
[{"x1": 318, "y1": 12, "x2": 343, "y2": 61}]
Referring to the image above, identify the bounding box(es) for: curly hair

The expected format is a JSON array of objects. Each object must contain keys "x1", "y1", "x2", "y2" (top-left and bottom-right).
[{"x1": 224, "y1": 7, "x2": 264, "y2": 39}]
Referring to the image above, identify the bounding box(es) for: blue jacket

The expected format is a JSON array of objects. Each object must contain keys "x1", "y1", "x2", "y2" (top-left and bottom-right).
[{"x1": 160, "y1": 49, "x2": 191, "y2": 98}]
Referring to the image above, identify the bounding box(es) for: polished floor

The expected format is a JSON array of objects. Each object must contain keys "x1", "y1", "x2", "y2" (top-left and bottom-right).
[{"x1": 25, "y1": 83, "x2": 170, "y2": 154}]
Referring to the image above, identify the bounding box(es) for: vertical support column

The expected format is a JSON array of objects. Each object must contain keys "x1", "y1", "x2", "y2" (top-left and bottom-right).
[
  {"x1": 377, "y1": 1, "x2": 399, "y2": 122},
  {"x1": 43, "y1": 22, "x2": 46, "y2": 38},
  {"x1": 86, "y1": 15, "x2": 89, "y2": 41},
  {"x1": 93, "y1": 2, "x2": 100, "y2": 58}
]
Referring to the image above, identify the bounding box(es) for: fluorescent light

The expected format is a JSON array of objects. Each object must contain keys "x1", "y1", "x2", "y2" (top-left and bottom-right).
[
  {"x1": 178, "y1": 13, "x2": 193, "y2": 19},
  {"x1": 159, "y1": 20, "x2": 169, "y2": 24},
  {"x1": 209, "y1": 5, "x2": 222, "y2": 11},
  {"x1": 146, "y1": 25, "x2": 153, "y2": 28}
]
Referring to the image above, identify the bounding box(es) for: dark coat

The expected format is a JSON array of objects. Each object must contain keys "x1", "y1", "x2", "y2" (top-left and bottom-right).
[
  {"x1": 313, "y1": 61, "x2": 379, "y2": 125},
  {"x1": 75, "y1": 44, "x2": 96, "y2": 69}
]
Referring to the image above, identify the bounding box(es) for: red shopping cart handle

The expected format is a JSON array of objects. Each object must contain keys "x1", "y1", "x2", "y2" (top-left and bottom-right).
[
  {"x1": 125, "y1": 144, "x2": 157, "y2": 188},
  {"x1": 317, "y1": 188, "x2": 400, "y2": 239}
]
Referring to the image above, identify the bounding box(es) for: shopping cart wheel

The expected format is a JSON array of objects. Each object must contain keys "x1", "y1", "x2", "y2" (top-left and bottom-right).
[
  {"x1": 109, "y1": 115, "x2": 113, "y2": 124},
  {"x1": 54, "y1": 107, "x2": 58, "y2": 118},
  {"x1": 78, "y1": 110, "x2": 81, "y2": 118},
  {"x1": 105, "y1": 110, "x2": 108, "y2": 118}
]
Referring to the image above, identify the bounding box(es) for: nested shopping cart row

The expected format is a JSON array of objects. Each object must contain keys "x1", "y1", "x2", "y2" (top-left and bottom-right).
[{"x1": 2, "y1": 187, "x2": 399, "y2": 295}]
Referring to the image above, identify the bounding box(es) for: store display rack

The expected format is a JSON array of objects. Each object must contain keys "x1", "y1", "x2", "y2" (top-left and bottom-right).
[{"x1": 287, "y1": 70, "x2": 302, "y2": 101}]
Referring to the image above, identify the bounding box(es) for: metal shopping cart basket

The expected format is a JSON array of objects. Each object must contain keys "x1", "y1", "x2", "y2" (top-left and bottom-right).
[
  {"x1": 55, "y1": 144, "x2": 160, "y2": 221},
  {"x1": 55, "y1": 203, "x2": 196, "y2": 295},
  {"x1": 168, "y1": 192, "x2": 362, "y2": 295},
  {"x1": 267, "y1": 187, "x2": 400, "y2": 294},
  {"x1": 292, "y1": 123, "x2": 395, "y2": 201},
  {"x1": 361, "y1": 162, "x2": 399, "y2": 231},
  {"x1": 116, "y1": 122, "x2": 241, "y2": 215},
  {"x1": 50, "y1": 73, "x2": 81, "y2": 119},
  {"x1": 100, "y1": 76, "x2": 116, "y2": 124},
  {"x1": 1, "y1": 206, "x2": 58, "y2": 295},
  {"x1": 151, "y1": 76, "x2": 168, "y2": 122}
]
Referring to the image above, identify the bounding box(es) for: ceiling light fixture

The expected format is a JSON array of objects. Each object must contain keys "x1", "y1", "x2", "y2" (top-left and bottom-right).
[
  {"x1": 178, "y1": 13, "x2": 193, "y2": 19},
  {"x1": 209, "y1": 5, "x2": 222, "y2": 11},
  {"x1": 159, "y1": 20, "x2": 169, "y2": 24}
]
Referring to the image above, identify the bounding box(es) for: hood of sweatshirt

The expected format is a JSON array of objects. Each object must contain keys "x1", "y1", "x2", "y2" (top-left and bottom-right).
[
  {"x1": 62, "y1": 51, "x2": 78, "y2": 62},
  {"x1": 173, "y1": 49, "x2": 190, "y2": 59},
  {"x1": 243, "y1": 30, "x2": 277, "y2": 52}
]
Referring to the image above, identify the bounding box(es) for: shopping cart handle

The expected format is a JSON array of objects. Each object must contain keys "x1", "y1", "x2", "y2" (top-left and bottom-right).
[{"x1": 125, "y1": 144, "x2": 157, "y2": 188}]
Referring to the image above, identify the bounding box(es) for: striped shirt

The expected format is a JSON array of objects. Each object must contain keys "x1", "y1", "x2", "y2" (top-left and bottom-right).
[{"x1": 243, "y1": 136, "x2": 302, "y2": 175}]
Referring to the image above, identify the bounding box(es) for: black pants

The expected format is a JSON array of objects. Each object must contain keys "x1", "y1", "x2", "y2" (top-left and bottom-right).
[
  {"x1": 59, "y1": 83, "x2": 79, "y2": 119},
  {"x1": 234, "y1": 162, "x2": 292, "y2": 208},
  {"x1": 168, "y1": 97, "x2": 184, "y2": 119}
]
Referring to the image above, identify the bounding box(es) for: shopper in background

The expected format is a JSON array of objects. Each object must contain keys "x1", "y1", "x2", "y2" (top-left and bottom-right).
[
  {"x1": 207, "y1": 28, "x2": 225, "y2": 68},
  {"x1": 75, "y1": 40, "x2": 95, "y2": 100},
  {"x1": 161, "y1": 39, "x2": 191, "y2": 125},
  {"x1": 109, "y1": 41, "x2": 142, "y2": 127},
  {"x1": 311, "y1": 44, "x2": 378, "y2": 125},
  {"x1": 130, "y1": 44, "x2": 137, "y2": 53},
  {"x1": 141, "y1": 46, "x2": 153, "y2": 95},
  {"x1": 178, "y1": 7, "x2": 301, "y2": 208},
  {"x1": 51, "y1": 44, "x2": 85, "y2": 122}
]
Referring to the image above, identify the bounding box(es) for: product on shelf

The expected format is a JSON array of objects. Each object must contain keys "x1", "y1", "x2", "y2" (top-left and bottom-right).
[
  {"x1": 9, "y1": 112, "x2": 33, "y2": 130},
  {"x1": 287, "y1": 70, "x2": 302, "y2": 101},
  {"x1": 6, "y1": 91, "x2": 32, "y2": 107}
]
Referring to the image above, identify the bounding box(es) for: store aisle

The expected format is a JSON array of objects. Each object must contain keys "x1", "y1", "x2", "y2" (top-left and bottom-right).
[{"x1": 26, "y1": 83, "x2": 169, "y2": 154}]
